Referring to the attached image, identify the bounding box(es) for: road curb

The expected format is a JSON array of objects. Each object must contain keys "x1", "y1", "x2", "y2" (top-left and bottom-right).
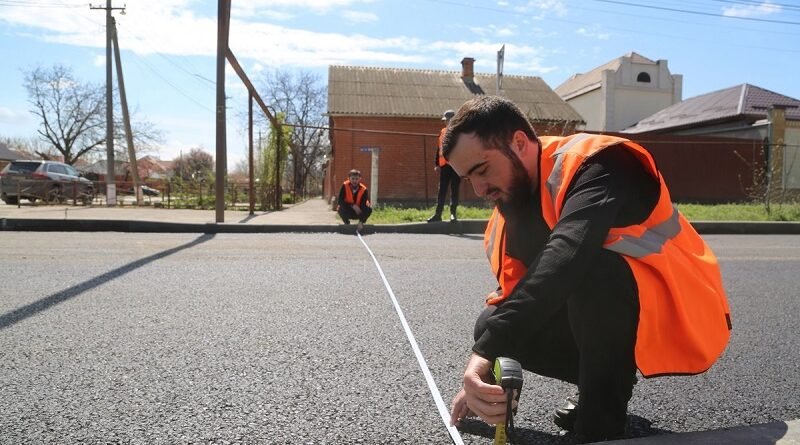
[{"x1": 2, "y1": 217, "x2": 800, "y2": 235}]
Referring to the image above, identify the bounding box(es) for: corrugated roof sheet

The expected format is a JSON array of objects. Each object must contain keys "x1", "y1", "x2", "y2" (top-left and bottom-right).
[
  {"x1": 622, "y1": 84, "x2": 800, "y2": 133},
  {"x1": 554, "y1": 51, "x2": 656, "y2": 98},
  {"x1": 328, "y1": 65, "x2": 583, "y2": 123},
  {"x1": 0, "y1": 142, "x2": 23, "y2": 161}
]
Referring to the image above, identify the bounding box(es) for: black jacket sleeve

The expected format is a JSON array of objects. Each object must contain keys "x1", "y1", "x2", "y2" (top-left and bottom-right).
[
  {"x1": 472, "y1": 146, "x2": 659, "y2": 360},
  {"x1": 359, "y1": 187, "x2": 370, "y2": 208},
  {"x1": 337, "y1": 185, "x2": 347, "y2": 208}
]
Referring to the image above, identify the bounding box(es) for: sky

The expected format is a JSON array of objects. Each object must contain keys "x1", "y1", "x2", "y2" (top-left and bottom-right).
[{"x1": 1, "y1": 0, "x2": 799, "y2": 171}]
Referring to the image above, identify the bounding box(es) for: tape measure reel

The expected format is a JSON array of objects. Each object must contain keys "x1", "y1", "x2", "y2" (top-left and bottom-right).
[{"x1": 492, "y1": 357, "x2": 524, "y2": 445}]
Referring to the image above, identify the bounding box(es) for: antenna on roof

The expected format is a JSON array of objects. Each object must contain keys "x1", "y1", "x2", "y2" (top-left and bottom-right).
[{"x1": 497, "y1": 44, "x2": 505, "y2": 96}]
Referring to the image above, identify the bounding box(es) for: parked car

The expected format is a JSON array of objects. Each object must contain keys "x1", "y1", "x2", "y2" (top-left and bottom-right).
[
  {"x1": 121, "y1": 184, "x2": 160, "y2": 197},
  {"x1": 0, "y1": 160, "x2": 95, "y2": 205},
  {"x1": 140, "y1": 185, "x2": 160, "y2": 197}
]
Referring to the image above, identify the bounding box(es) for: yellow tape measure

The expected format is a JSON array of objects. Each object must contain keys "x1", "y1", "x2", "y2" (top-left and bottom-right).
[{"x1": 492, "y1": 357, "x2": 524, "y2": 445}]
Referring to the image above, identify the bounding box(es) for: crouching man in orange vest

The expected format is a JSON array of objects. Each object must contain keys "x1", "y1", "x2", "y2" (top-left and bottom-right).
[
  {"x1": 444, "y1": 96, "x2": 731, "y2": 443},
  {"x1": 337, "y1": 169, "x2": 372, "y2": 232}
]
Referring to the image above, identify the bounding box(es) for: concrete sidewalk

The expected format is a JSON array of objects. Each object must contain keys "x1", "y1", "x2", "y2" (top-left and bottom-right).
[{"x1": 2, "y1": 196, "x2": 800, "y2": 235}]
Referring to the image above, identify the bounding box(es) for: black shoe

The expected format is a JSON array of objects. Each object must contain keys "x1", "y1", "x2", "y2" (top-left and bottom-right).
[
  {"x1": 553, "y1": 394, "x2": 579, "y2": 431},
  {"x1": 427, "y1": 214, "x2": 442, "y2": 223}
]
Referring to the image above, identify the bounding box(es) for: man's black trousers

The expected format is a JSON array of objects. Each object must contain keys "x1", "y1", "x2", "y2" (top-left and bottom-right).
[
  {"x1": 338, "y1": 205, "x2": 372, "y2": 224},
  {"x1": 474, "y1": 249, "x2": 640, "y2": 442},
  {"x1": 434, "y1": 165, "x2": 460, "y2": 216}
]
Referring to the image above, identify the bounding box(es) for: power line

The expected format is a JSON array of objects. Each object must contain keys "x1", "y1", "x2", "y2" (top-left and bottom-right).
[
  {"x1": 594, "y1": 0, "x2": 800, "y2": 25},
  {"x1": 708, "y1": 0, "x2": 800, "y2": 13},
  {"x1": 0, "y1": 0, "x2": 81, "y2": 7}
]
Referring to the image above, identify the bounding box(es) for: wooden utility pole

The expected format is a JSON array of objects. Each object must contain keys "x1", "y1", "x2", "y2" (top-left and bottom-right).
[
  {"x1": 90, "y1": 1, "x2": 125, "y2": 206},
  {"x1": 111, "y1": 17, "x2": 141, "y2": 205},
  {"x1": 248, "y1": 92, "x2": 255, "y2": 215},
  {"x1": 215, "y1": 0, "x2": 231, "y2": 222}
]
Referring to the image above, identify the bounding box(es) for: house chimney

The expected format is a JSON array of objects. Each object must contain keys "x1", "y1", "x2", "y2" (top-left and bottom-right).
[{"x1": 461, "y1": 57, "x2": 475, "y2": 82}]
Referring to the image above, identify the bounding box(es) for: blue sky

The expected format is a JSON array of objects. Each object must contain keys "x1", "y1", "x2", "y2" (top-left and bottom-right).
[{"x1": 1, "y1": 0, "x2": 798, "y2": 169}]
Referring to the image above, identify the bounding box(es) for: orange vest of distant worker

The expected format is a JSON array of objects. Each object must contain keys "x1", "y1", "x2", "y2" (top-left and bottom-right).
[
  {"x1": 437, "y1": 128, "x2": 448, "y2": 168},
  {"x1": 343, "y1": 180, "x2": 369, "y2": 207},
  {"x1": 483, "y1": 133, "x2": 732, "y2": 377}
]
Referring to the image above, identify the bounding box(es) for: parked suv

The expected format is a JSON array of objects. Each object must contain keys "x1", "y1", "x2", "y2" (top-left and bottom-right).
[{"x1": 0, "y1": 160, "x2": 95, "y2": 205}]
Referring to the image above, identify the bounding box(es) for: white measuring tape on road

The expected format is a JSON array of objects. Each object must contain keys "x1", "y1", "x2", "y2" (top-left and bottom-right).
[{"x1": 357, "y1": 232, "x2": 465, "y2": 445}]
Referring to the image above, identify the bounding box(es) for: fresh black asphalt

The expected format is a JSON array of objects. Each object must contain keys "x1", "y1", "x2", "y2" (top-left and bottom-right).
[{"x1": 1, "y1": 233, "x2": 798, "y2": 444}]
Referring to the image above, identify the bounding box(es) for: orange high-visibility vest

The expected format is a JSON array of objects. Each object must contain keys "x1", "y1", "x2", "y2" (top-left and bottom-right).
[
  {"x1": 484, "y1": 133, "x2": 731, "y2": 377},
  {"x1": 484, "y1": 207, "x2": 526, "y2": 305},
  {"x1": 437, "y1": 127, "x2": 448, "y2": 168},
  {"x1": 343, "y1": 180, "x2": 369, "y2": 207}
]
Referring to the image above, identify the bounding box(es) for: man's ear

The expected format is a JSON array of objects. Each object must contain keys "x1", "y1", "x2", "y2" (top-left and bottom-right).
[{"x1": 511, "y1": 130, "x2": 528, "y2": 155}]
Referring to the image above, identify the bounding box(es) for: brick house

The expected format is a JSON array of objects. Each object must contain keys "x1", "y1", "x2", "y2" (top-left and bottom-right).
[{"x1": 325, "y1": 57, "x2": 584, "y2": 207}]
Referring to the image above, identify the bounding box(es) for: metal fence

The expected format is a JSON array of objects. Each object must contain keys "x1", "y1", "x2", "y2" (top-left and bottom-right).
[{"x1": 4, "y1": 179, "x2": 281, "y2": 211}]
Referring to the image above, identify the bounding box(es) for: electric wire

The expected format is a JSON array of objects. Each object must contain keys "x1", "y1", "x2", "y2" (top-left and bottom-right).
[{"x1": 594, "y1": 0, "x2": 800, "y2": 25}]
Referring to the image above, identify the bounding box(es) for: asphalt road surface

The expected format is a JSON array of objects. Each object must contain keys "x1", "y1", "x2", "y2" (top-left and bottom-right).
[{"x1": 1, "y1": 233, "x2": 798, "y2": 444}]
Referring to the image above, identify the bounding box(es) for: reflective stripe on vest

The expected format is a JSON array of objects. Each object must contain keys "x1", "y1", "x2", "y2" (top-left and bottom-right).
[
  {"x1": 437, "y1": 127, "x2": 448, "y2": 168},
  {"x1": 604, "y1": 204, "x2": 681, "y2": 258},
  {"x1": 343, "y1": 180, "x2": 367, "y2": 206},
  {"x1": 484, "y1": 133, "x2": 731, "y2": 377}
]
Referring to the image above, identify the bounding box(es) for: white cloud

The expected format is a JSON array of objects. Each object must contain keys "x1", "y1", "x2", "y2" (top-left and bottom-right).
[
  {"x1": 576, "y1": 27, "x2": 610, "y2": 41},
  {"x1": 722, "y1": 1, "x2": 781, "y2": 18},
  {"x1": 341, "y1": 10, "x2": 379, "y2": 23},
  {"x1": 470, "y1": 24, "x2": 517, "y2": 38},
  {"x1": 0, "y1": 107, "x2": 32, "y2": 125},
  {"x1": 234, "y1": 0, "x2": 374, "y2": 16},
  {"x1": 514, "y1": 0, "x2": 568, "y2": 18}
]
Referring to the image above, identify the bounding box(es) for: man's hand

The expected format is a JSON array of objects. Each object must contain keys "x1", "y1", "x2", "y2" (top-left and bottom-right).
[
  {"x1": 455, "y1": 353, "x2": 510, "y2": 426},
  {"x1": 352, "y1": 204, "x2": 362, "y2": 215},
  {"x1": 449, "y1": 387, "x2": 473, "y2": 426}
]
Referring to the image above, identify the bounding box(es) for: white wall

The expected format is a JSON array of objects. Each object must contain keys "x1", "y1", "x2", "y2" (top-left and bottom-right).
[
  {"x1": 566, "y1": 89, "x2": 604, "y2": 131},
  {"x1": 613, "y1": 88, "x2": 675, "y2": 131}
]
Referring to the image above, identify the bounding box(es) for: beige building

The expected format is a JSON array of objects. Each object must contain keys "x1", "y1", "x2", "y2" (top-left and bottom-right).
[{"x1": 555, "y1": 52, "x2": 682, "y2": 132}]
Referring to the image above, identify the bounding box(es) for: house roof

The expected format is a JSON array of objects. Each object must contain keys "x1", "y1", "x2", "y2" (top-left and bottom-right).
[
  {"x1": 554, "y1": 52, "x2": 657, "y2": 99},
  {"x1": 622, "y1": 83, "x2": 800, "y2": 134},
  {"x1": 327, "y1": 65, "x2": 584, "y2": 123},
  {"x1": 0, "y1": 142, "x2": 23, "y2": 161}
]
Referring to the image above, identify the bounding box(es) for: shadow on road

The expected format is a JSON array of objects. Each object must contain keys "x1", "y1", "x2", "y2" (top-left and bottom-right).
[{"x1": 0, "y1": 234, "x2": 216, "y2": 330}]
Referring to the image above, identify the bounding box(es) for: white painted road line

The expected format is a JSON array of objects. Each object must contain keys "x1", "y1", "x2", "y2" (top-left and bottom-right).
[{"x1": 357, "y1": 233, "x2": 465, "y2": 445}]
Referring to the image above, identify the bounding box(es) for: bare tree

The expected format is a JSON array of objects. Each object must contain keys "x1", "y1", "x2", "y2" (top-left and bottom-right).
[
  {"x1": 23, "y1": 65, "x2": 105, "y2": 165},
  {"x1": 23, "y1": 64, "x2": 163, "y2": 166},
  {"x1": 256, "y1": 69, "x2": 329, "y2": 199}
]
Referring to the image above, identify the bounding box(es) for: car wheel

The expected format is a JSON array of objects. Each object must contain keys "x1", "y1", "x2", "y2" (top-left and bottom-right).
[
  {"x1": 4, "y1": 196, "x2": 19, "y2": 205},
  {"x1": 46, "y1": 187, "x2": 63, "y2": 204},
  {"x1": 80, "y1": 189, "x2": 95, "y2": 206},
  {"x1": 28, "y1": 197, "x2": 37, "y2": 203}
]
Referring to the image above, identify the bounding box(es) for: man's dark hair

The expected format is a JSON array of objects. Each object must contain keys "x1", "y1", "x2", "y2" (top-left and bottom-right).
[{"x1": 442, "y1": 96, "x2": 538, "y2": 160}]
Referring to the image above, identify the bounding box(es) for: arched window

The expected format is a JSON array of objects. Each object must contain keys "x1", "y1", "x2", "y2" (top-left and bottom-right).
[{"x1": 637, "y1": 72, "x2": 651, "y2": 83}]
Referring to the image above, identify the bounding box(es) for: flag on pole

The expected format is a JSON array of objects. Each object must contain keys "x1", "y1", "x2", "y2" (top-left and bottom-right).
[{"x1": 497, "y1": 44, "x2": 505, "y2": 95}]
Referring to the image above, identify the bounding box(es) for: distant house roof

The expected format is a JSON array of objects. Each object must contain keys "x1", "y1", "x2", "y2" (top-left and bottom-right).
[
  {"x1": 0, "y1": 142, "x2": 23, "y2": 161},
  {"x1": 555, "y1": 52, "x2": 657, "y2": 99},
  {"x1": 622, "y1": 84, "x2": 800, "y2": 134},
  {"x1": 328, "y1": 65, "x2": 584, "y2": 124}
]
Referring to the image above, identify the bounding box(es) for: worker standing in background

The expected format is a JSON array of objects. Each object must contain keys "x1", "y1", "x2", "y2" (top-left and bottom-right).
[{"x1": 428, "y1": 109, "x2": 461, "y2": 222}]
